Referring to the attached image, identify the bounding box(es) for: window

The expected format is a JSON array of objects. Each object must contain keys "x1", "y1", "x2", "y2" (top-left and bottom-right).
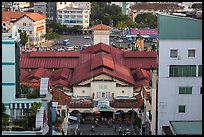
[
  {"x1": 3, "y1": 23, "x2": 6, "y2": 26},
  {"x1": 200, "y1": 87, "x2": 202, "y2": 94},
  {"x1": 29, "y1": 23, "x2": 32, "y2": 26},
  {"x1": 122, "y1": 90, "x2": 124, "y2": 94},
  {"x1": 60, "y1": 2, "x2": 62, "y2": 4},
  {"x1": 169, "y1": 65, "x2": 196, "y2": 77},
  {"x1": 29, "y1": 31, "x2": 32, "y2": 34},
  {"x1": 82, "y1": 90, "x2": 85, "y2": 93},
  {"x1": 178, "y1": 105, "x2": 185, "y2": 113},
  {"x1": 188, "y1": 49, "x2": 195, "y2": 57},
  {"x1": 102, "y1": 92, "x2": 105, "y2": 97},
  {"x1": 179, "y1": 87, "x2": 192, "y2": 94},
  {"x1": 23, "y1": 23, "x2": 26, "y2": 26},
  {"x1": 170, "y1": 49, "x2": 178, "y2": 58},
  {"x1": 99, "y1": 85, "x2": 107, "y2": 89},
  {"x1": 198, "y1": 65, "x2": 202, "y2": 77}
]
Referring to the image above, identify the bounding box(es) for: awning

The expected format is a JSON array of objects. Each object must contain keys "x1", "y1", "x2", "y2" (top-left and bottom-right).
[{"x1": 149, "y1": 35, "x2": 158, "y2": 39}]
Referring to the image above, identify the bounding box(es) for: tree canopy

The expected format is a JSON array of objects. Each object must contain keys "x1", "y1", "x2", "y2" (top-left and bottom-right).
[
  {"x1": 19, "y1": 30, "x2": 28, "y2": 46},
  {"x1": 90, "y1": 2, "x2": 136, "y2": 28},
  {"x1": 135, "y1": 13, "x2": 157, "y2": 28}
]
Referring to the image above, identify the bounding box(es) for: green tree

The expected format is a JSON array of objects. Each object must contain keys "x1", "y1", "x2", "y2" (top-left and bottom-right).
[
  {"x1": 90, "y1": 2, "x2": 135, "y2": 28},
  {"x1": 116, "y1": 20, "x2": 127, "y2": 30},
  {"x1": 27, "y1": 102, "x2": 42, "y2": 128},
  {"x1": 151, "y1": 43, "x2": 156, "y2": 51},
  {"x1": 135, "y1": 13, "x2": 157, "y2": 28},
  {"x1": 42, "y1": 33, "x2": 60, "y2": 41},
  {"x1": 19, "y1": 30, "x2": 28, "y2": 46},
  {"x1": 2, "y1": 103, "x2": 9, "y2": 130}
]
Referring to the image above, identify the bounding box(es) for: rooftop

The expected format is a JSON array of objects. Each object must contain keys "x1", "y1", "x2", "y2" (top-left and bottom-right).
[
  {"x1": 90, "y1": 24, "x2": 112, "y2": 30},
  {"x1": 170, "y1": 121, "x2": 202, "y2": 135},
  {"x1": 20, "y1": 42, "x2": 157, "y2": 87},
  {"x1": 2, "y1": 11, "x2": 46, "y2": 22},
  {"x1": 157, "y1": 13, "x2": 202, "y2": 39},
  {"x1": 130, "y1": 3, "x2": 183, "y2": 10}
]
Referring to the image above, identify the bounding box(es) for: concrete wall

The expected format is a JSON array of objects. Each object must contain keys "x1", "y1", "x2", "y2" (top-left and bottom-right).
[
  {"x1": 2, "y1": 41, "x2": 16, "y2": 105},
  {"x1": 73, "y1": 74, "x2": 133, "y2": 99},
  {"x1": 14, "y1": 16, "x2": 46, "y2": 45},
  {"x1": 93, "y1": 30, "x2": 110, "y2": 45},
  {"x1": 158, "y1": 39, "x2": 202, "y2": 134}
]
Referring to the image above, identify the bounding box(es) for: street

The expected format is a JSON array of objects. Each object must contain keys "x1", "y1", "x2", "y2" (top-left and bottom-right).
[{"x1": 79, "y1": 121, "x2": 134, "y2": 135}]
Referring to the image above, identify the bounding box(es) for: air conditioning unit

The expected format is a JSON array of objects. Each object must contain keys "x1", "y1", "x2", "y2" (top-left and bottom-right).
[{"x1": 177, "y1": 55, "x2": 181, "y2": 60}]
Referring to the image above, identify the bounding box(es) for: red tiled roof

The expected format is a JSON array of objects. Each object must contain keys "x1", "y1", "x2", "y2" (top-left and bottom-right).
[
  {"x1": 29, "y1": 51, "x2": 80, "y2": 58},
  {"x1": 81, "y1": 43, "x2": 112, "y2": 54},
  {"x1": 91, "y1": 53, "x2": 114, "y2": 70},
  {"x1": 52, "y1": 89, "x2": 71, "y2": 105},
  {"x1": 2, "y1": 11, "x2": 29, "y2": 21},
  {"x1": 25, "y1": 12, "x2": 46, "y2": 21},
  {"x1": 90, "y1": 24, "x2": 112, "y2": 30},
  {"x1": 124, "y1": 58, "x2": 157, "y2": 69},
  {"x1": 21, "y1": 53, "x2": 79, "y2": 69},
  {"x1": 124, "y1": 51, "x2": 157, "y2": 58},
  {"x1": 133, "y1": 68, "x2": 150, "y2": 80},
  {"x1": 20, "y1": 42, "x2": 157, "y2": 87},
  {"x1": 2, "y1": 11, "x2": 46, "y2": 22}
]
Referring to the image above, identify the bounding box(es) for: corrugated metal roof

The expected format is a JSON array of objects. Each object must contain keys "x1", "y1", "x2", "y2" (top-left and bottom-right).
[
  {"x1": 29, "y1": 51, "x2": 80, "y2": 58},
  {"x1": 124, "y1": 51, "x2": 157, "y2": 58},
  {"x1": 20, "y1": 42, "x2": 157, "y2": 87}
]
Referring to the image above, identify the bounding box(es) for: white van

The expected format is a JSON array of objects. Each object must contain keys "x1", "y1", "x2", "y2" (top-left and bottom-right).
[{"x1": 63, "y1": 39, "x2": 70, "y2": 46}]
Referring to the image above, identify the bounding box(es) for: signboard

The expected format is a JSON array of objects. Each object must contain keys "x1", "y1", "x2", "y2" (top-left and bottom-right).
[
  {"x1": 98, "y1": 99, "x2": 110, "y2": 107},
  {"x1": 99, "y1": 105, "x2": 110, "y2": 111},
  {"x1": 130, "y1": 28, "x2": 158, "y2": 35},
  {"x1": 36, "y1": 25, "x2": 44, "y2": 31}
]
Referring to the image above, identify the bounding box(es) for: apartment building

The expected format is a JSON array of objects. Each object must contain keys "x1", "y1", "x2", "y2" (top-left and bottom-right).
[
  {"x1": 34, "y1": 2, "x2": 91, "y2": 22},
  {"x1": 2, "y1": 26, "x2": 52, "y2": 135},
  {"x1": 57, "y1": 7, "x2": 90, "y2": 28},
  {"x1": 157, "y1": 13, "x2": 202, "y2": 135}
]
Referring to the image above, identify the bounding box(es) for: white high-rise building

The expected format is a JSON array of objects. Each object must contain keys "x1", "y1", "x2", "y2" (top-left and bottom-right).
[{"x1": 157, "y1": 13, "x2": 202, "y2": 135}]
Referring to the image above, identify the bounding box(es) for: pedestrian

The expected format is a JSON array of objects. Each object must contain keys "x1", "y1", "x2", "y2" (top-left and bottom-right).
[
  {"x1": 91, "y1": 125, "x2": 94, "y2": 132},
  {"x1": 114, "y1": 125, "x2": 117, "y2": 132},
  {"x1": 118, "y1": 126, "x2": 122, "y2": 134}
]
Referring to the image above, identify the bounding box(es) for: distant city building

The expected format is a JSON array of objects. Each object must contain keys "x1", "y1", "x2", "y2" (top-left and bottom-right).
[
  {"x1": 34, "y1": 2, "x2": 91, "y2": 22},
  {"x1": 111, "y1": 2, "x2": 135, "y2": 15},
  {"x1": 130, "y1": 3, "x2": 184, "y2": 21},
  {"x1": 57, "y1": 7, "x2": 90, "y2": 28},
  {"x1": 34, "y1": 2, "x2": 47, "y2": 15},
  {"x1": 2, "y1": 11, "x2": 46, "y2": 46},
  {"x1": 157, "y1": 13, "x2": 202, "y2": 135}
]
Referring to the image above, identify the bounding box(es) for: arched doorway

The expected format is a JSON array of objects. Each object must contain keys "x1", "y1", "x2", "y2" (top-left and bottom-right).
[
  {"x1": 71, "y1": 110, "x2": 80, "y2": 117},
  {"x1": 126, "y1": 110, "x2": 137, "y2": 123},
  {"x1": 115, "y1": 110, "x2": 124, "y2": 121}
]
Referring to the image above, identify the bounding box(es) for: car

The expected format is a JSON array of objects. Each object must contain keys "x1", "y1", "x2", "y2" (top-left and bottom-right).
[
  {"x1": 84, "y1": 36, "x2": 91, "y2": 39},
  {"x1": 63, "y1": 39, "x2": 70, "y2": 46},
  {"x1": 57, "y1": 48, "x2": 65, "y2": 51},
  {"x1": 67, "y1": 46, "x2": 74, "y2": 51},
  {"x1": 123, "y1": 129, "x2": 131, "y2": 135},
  {"x1": 116, "y1": 39, "x2": 123, "y2": 43}
]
